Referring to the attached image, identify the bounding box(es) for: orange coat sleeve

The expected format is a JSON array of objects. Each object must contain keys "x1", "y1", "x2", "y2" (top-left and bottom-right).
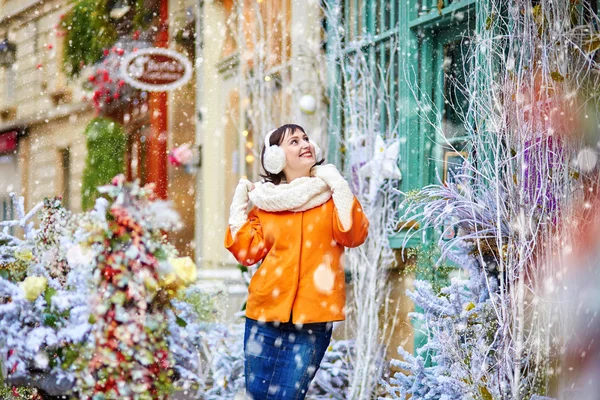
[
  {"x1": 224, "y1": 208, "x2": 268, "y2": 266},
  {"x1": 332, "y1": 197, "x2": 369, "y2": 248}
]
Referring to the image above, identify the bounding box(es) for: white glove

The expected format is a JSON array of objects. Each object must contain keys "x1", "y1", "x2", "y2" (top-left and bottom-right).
[
  {"x1": 313, "y1": 164, "x2": 353, "y2": 230},
  {"x1": 229, "y1": 179, "x2": 254, "y2": 236},
  {"x1": 313, "y1": 164, "x2": 346, "y2": 190}
]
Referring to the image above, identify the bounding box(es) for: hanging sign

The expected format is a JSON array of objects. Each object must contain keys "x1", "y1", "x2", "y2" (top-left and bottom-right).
[{"x1": 120, "y1": 48, "x2": 193, "y2": 92}]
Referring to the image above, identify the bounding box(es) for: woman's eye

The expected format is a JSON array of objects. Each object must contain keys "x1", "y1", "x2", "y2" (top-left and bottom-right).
[
  {"x1": 291, "y1": 140, "x2": 297, "y2": 144},
  {"x1": 303, "y1": 137, "x2": 309, "y2": 142}
]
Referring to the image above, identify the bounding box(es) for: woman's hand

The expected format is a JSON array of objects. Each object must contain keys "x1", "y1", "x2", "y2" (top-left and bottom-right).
[
  {"x1": 232, "y1": 178, "x2": 254, "y2": 202},
  {"x1": 312, "y1": 164, "x2": 346, "y2": 191},
  {"x1": 229, "y1": 179, "x2": 255, "y2": 235},
  {"x1": 313, "y1": 164, "x2": 354, "y2": 230}
]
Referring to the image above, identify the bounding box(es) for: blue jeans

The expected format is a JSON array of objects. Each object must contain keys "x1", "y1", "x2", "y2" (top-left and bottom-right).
[{"x1": 244, "y1": 317, "x2": 333, "y2": 400}]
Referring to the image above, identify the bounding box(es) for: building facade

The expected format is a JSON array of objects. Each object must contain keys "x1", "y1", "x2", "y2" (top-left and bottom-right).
[
  {"x1": 325, "y1": 0, "x2": 477, "y2": 355},
  {"x1": 0, "y1": 0, "x2": 198, "y2": 259},
  {"x1": 197, "y1": 0, "x2": 328, "y2": 284}
]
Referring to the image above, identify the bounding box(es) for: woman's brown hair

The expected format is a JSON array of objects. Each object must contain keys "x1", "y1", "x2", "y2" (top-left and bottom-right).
[{"x1": 260, "y1": 124, "x2": 324, "y2": 185}]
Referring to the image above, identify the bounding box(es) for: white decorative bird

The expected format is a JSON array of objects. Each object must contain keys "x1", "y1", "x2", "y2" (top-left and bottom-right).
[{"x1": 358, "y1": 135, "x2": 402, "y2": 202}]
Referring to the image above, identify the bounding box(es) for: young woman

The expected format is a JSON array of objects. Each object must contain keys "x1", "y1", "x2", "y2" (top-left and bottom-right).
[{"x1": 225, "y1": 124, "x2": 369, "y2": 399}]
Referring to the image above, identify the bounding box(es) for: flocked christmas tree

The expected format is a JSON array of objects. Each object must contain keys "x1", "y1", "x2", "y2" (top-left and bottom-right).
[{"x1": 0, "y1": 177, "x2": 206, "y2": 398}]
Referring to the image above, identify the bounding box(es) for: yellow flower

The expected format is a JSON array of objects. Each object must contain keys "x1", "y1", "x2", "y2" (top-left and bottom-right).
[
  {"x1": 464, "y1": 302, "x2": 476, "y2": 311},
  {"x1": 160, "y1": 272, "x2": 178, "y2": 288},
  {"x1": 14, "y1": 248, "x2": 33, "y2": 262},
  {"x1": 20, "y1": 276, "x2": 48, "y2": 302},
  {"x1": 169, "y1": 257, "x2": 197, "y2": 286}
]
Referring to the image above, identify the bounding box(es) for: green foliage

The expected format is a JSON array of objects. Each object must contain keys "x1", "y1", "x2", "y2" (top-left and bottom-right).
[
  {"x1": 61, "y1": 0, "x2": 117, "y2": 78},
  {"x1": 61, "y1": 0, "x2": 150, "y2": 78},
  {"x1": 400, "y1": 245, "x2": 455, "y2": 294},
  {"x1": 178, "y1": 287, "x2": 222, "y2": 323},
  {"x1": 81, "y1": 118, "x2": 126, "y2": 211},
  {"x1": 0, "y1": 364, "x2": 37, "y2": 398},
  {"x1": 0, "y1": 261, "x2": 27, "y2": 283}
]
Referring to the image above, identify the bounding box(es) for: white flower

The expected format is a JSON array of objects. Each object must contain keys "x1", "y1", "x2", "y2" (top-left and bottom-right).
[
  {"x1": 66, "y1": 244, "x2": 95, "y2": 267},
  {"x1": 34, "y1": 352, "x2": 49, "y2": 369}
]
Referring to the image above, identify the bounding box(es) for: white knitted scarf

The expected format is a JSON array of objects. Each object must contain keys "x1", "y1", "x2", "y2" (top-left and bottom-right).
[{"x1": 249, "y1": 176, "x2": 332, "y2": 212}]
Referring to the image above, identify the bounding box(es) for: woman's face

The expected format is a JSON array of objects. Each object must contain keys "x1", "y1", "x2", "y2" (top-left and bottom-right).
[{"x1": 280, "y1": 128, "x2": 316, "y2": 179}]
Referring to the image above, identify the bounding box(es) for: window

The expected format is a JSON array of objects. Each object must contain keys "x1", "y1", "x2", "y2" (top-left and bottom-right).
[
  {"x1": 429, "y1": 28, "x2": 474, "y2": 187},
  {"x1": 327, "y1": 0, "x2": 475, "y2": 178},
  {"x1": 58, "y1": 147, "x2": 70, "y2": 208},
  {"x1": 3, "y1": 66, "x2": 16, "y2": 107},
  {"x1": 1, "y1": 196, "x2": 14, "y2": 236},
  {"x1": 328, "y1": 0, "x2": 402, "y2": 168},
  {"x1": 221, "y1": 0, "x2": 294, "y2": 182}
]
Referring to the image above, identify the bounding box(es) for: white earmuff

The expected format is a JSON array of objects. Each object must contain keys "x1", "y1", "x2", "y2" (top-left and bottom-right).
[
  {"x1": 263, "y1": 129, "x2": 287, "y2": 174},
  {"x1": 310, "y1": 139, "x2": 323, "y2": 160}
]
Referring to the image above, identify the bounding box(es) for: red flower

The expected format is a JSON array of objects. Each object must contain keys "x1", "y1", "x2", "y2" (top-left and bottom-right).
[
  {"x1": 168, "y1": 152, "x2": 181, "y2": 167},
  {"x1": 103, "y1": 266, "x2": 117, "y2": 280},
  {"x1": 103, "y1": 49, "x2": 110, "y2": 57},
  {"x1": 157, "y1": 349, "x2": 169, "y2": 369}
]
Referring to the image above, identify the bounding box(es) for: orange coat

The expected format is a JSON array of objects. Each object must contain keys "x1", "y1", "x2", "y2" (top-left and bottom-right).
[{"x1": 224, "y1": 197, "x2": 369, "y2": 324}]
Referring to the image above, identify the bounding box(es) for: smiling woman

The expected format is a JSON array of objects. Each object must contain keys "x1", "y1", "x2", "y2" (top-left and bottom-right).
[
  {"x1": 260, "y1": 124, "x2": 324, "y2": 185},
  {"x1": 225, "y1": 123, "x2": 370, "y2": 399}
]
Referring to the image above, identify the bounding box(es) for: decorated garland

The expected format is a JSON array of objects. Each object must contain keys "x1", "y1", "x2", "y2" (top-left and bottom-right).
[{"x1": 74, "y1": 175, "x2": 188, "y2": 398}]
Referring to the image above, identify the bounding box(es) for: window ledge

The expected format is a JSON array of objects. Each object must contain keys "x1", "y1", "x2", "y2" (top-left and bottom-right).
[
  {"x1": 409, "y1": 0, "x2": 476, "y2": 30},
  {"x1": 388, "y1": 230, "x2": 422, "y2": 249}
]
